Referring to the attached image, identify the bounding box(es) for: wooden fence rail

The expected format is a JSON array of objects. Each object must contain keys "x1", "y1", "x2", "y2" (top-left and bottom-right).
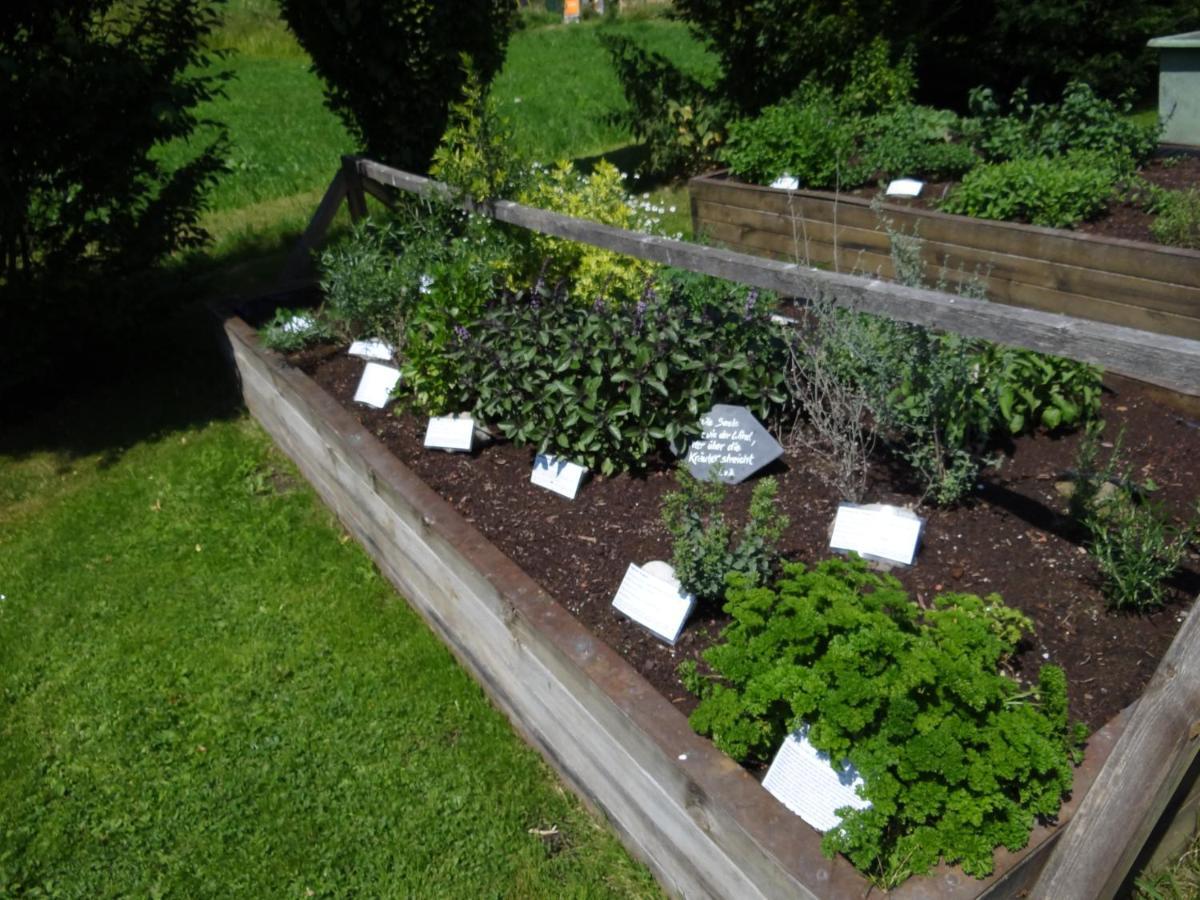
[{"x1": 337, "y1": 156, "x2": 1200, "y2": 398}]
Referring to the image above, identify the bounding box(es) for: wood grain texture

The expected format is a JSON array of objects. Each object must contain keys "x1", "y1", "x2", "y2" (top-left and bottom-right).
[
  {"x1": 1031, "y1": 597, "x2": 1200, "y2": 900},
  {"x1": 212, "y1": 299, "x2": 1137, "y2": 900},
  {"x1": 351, "y1": 158, "x2": 1200, "y2": 396}
]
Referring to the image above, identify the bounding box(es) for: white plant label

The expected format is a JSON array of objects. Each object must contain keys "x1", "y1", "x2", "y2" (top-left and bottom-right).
[
  {"x1": 282, "y1": 314, "x2": 314, "y2": 334},
  {"x1": 530, "y1": 454, "x2": 587, "y2": 500},
  {"x1": 763, "y1": 727, "x2": 872, "y2": 832},
  {"x1": 885, "y1": 178, "x2": 924, "y2": 198},
  {"x1": 424, "y1": 415, "x2": 476, "y2": 452},
  {"x1": 771, "y1": 174, "x2": 801, "y2": 190},
  {"x1": 611, "y1": 562, "x2": 695, "y2": 645},
  {"x1": 348, "y1": 338, "x2": 395, "y2": 361},
  {"x1": 829, "y1": 503, "x2": 924, "y2": 566},
  {"x1": 352, "y1": 362, "x2": 401, "y2": 409}
]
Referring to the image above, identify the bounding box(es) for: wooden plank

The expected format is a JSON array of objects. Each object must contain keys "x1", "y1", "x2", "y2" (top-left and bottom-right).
[
  {"x1": 690, "y1": 172, "x2": 1200, "y2": 288},
  {"x1": 694, "y1": 198, "x2": 1200, "y2": 321},
  {"x1": 353, "y1": 158, "x2": 1200, "y2": 396},
  {"x1": 1031, "y1": 594, "x2": 1200, "y2": 900},
  {"x1": 341, "y1": 155, "x2": 368, "y2": 222},
  {"x1": 279, "y1": 170, "x2": 348, "y2": 283}
]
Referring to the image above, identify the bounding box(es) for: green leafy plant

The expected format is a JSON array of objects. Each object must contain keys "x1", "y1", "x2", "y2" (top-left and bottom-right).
[
  {"x1": 258, "y1": 308, "x2": 334, "y2": 353},
  {"x1": 858, "y1": 105, "x2": 977, "y2": 182},
  {"x1": 278, "y1": 0, "x2": 515, "y2": 173},
  {"x1": 1150, "y1": 188, "x2": 1200, "y2": 250},
  {"x1": 445, "y1": 275, "x2": 788, "y2": 475},
  {"x1": 680, "y1": 556, "x2": 1084, "y2": 881},
  {"x1": 661, "y1": 467, "x2": 789, "y2": 604},
  {"x1": 977, "y1": 345, "x2": 1102, "y2": 433},
  {"x1": 939, "y1": 151, "x2": 1120, "y2": 228},
  {"x1": 961, "y1": 82, "x2": 1160, "y2": 169},
  {"x1": 1087, "y1": 496, "x2": 1197, "y2": 610}
]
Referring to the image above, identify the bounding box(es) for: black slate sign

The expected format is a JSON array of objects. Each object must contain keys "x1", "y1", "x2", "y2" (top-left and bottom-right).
[{"x1": 685, "y1": 404, "x2": 783, "y2": 484}]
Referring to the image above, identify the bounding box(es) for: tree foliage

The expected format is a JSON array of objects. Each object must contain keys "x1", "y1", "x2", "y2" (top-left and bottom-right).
[
  {"x1": 278, "y1": 0, "x2": 516, "y2": 172},
  {"x1": 0, "y1": 0, "x2": 228, "y2": 396}
]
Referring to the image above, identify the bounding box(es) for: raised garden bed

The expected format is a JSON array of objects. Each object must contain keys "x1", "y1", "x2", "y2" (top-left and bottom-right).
[
  {"x1": 688, "y1": 168, "x2": 1200, "y2": 352},
  {"x1": 215, "y1": 280, "x2": 1200, "y2": 898}
]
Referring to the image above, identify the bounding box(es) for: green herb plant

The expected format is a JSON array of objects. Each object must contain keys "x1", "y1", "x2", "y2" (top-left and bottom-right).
[
  {"x1": 258, "y1": 307, "x2": 333, "y2": 353},
  {"x1": 680, "y1": 557, "x2": 1085, "y2": 882},
  {"x1": 444, "y1": 275, "x2": 788, "y2": 475},
  {"x1": 1150, "y1": 188, "x2": 1200, "y2": 250},
  {"x1": 661, "y1": 467, "x2": 789, "y2": 604}
]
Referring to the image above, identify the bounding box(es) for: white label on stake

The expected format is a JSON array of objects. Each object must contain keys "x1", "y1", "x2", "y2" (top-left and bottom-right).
[
  {"x1": 763, "y1": 727, "x2": 872, "y2": 832},
  {"x1": 282, "y1": 314, "x2": 314, "y2": 334},
  {"x1": 771, "y1": 174, "x2": 801, "y2": 190},
  {"x1": 352, "y1": 362, "x2": 401, "y2": 409},
  {"x1": 611, "y1": 563, "x2": 695, "y2": 645},
  {"x1": 530, "y1": 454, "x2": 587, "y2": 500},
  {"x1": 885, "y1": 178, "x2": 924, "y2": 198},
  {"x1": 424, "y1": 415, "x2": 476, "y2": 452},
  {"x1": 348, "y1": 338, "x2": 395, "y2": 361},
  {"x1": 829, "y1": 503, "x2": 924, "y2": 566}
]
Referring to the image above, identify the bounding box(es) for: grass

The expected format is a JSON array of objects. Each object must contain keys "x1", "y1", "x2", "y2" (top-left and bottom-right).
[{"x1": 0, "y1": 314, "x2": 659, "y2": 898}]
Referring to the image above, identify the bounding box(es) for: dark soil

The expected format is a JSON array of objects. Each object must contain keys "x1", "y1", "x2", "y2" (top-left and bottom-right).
[
  {"x1": 289, "y1": 342, "x2": 1200, "y2": 734},
  {"x1": 853, "y1": 152, "x2": 1200, "y2": 246}
]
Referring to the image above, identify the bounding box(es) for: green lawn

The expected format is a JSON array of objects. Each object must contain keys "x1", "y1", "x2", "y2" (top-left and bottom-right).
[
  {"x1": 0, "y1": 313, "x2": 658, "y2": 898},
  {"x1": 0, "y1": 4, "x2": 685, "y2": 895}
]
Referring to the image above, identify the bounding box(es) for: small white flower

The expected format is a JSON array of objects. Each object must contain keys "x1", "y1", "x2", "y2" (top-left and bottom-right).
[{"x1": 669, "y1": 205, "x2": 677, "y2": 213}]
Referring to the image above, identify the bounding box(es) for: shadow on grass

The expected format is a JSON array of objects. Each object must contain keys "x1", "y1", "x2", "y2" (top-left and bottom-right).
[
  {"x1": 0, "y1": 226, "x2": 306, "y2": 469},
  {"x1": 571, "y1": 142, "x2": 689, "y2": 192}
]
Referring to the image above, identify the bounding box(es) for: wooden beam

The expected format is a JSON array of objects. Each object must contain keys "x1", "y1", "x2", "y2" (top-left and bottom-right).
[
  {"x1": 1030, "y1": 594, "x2": 1200, "y2": 900},
  {"x1": 279, "y1": 170, "x2": 348, "y2": 284},
  {"x1": 352, "y1": 158, "x2": 1200, "y2": 397},
  {"x1": 341, "y1": 155, "x2": 368, "y2": 222}
]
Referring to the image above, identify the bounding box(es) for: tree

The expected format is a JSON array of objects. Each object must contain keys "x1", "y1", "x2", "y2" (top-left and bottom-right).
[
  {"x1": 0, "y1": 0, "x2": 228, "y2": 397},
  {"x1": 279, "y1": 0, "x2": 516, "y2": 173}
]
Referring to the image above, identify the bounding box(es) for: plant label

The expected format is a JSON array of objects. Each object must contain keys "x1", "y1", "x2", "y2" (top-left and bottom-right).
[
  {"x1": 829, "y1": 503, "x2": 924, "y2": 566},
  {"x1": 530, "y1": 454, "x2": 587, "y2": 500},
  {"x1": 352, "y1": 362, "x2": 401, "y2": 410},
  {"x1": 611, "y1": 562, "x2": 695, "y2": 645},
  {"x1": 282, "y1": 314, "x2": 314, "y2": 334},
  {"x1": 885, "y1": 178, "x2": 924, "y2": 198},
  {"x1": 685, "y1": 404, "x2": 783, "y2": 484},
  {"x1": 762, "y1": 726, "x2": 872, "y2": 832},
  {"x1": 771, "y1": 174, "x2": 800, "y2": 190},
  {"x1": 424, "y1": 415, "x2": 476, "y2": 452},
  {"x1": 348, "y1": 338, "x2": 395, "y2": 361}
]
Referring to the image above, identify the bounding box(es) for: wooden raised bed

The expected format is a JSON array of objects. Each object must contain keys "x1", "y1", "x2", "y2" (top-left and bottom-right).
[
  {"x1": 688, "y1": 171, "x2": 1200, "y2": 351},
  {"x1": 213, "y1": 157, "x2": 1200, "y2": 898}
]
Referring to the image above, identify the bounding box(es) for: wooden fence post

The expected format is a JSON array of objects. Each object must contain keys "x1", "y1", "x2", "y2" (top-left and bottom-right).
[
  {"x1": 1030, "y1": 593, "x2": 1200, "y2": 899},
  {"x1": 341, "y1": 154, "x2": 368, "y2": 223},
  {"x1": 279, "y1": 170, "x2": 348, "y2": 284}
]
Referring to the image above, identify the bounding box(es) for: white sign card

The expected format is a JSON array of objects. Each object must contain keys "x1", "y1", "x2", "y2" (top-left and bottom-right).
[
  {"x1": 685, "y1": 404, "x2": 784, "y2": 485},
  {"x1": 611, "y1": 562, "x2": 695, "y2": 645},
  {"x1": 530, "y1": 454, "x2": 587, "y2": 500},
  {"x1": 762, "y1": 727, "x2": 872, "y2": 832},
  {"x1": 885, "y1": 178, "x2": 924, "y2": 198},
  {"x1": 424, "y1": 415, "x2": 476, "y2": 452},
  {"x1": 348, "y1": 338, "x2": 395, "y2": 361},
  {"x1": 771, "y1": 174, "x2": 801, "y2": 190},
  {"x1": 829, "y1": 503, "x2": 924, "y2": 566},
  {"x1": 282, "y1": 314, "x2": 315, "y2": 334},
  {"x1": 352, "y1": 362, "x2": 402, "y2": 409}
]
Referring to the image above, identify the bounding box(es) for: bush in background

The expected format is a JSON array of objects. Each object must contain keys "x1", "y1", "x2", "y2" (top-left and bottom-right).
[
  {"x1": 279, "y1": 0, "x2": 515, "y2": 172},
  {"x1": 0, "y1": 0, "x2": 228, "y2": 399}
]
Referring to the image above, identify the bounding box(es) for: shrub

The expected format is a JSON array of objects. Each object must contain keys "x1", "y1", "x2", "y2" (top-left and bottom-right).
[
  {"x1": 680, "y1": 557, "x2": 1084, "y2": 881},
  {"x1": 661, "y1": 468, "x2": 789, "y2": 604},
  {"x1": 721, "y1": 87, "x2": 862, "y2": 189},
  {"x1": 939, "y1": 151, "x2": 1120, "y2": 228},
  {"x1": 259, "y1": 308, "x2": 335, "y2": 353},
  {"x1": 278, "y1": 0, "x2": 515, "y2": 172},
  {"x1": 960, "y1": 82, "x2": 1160, "y2": 169},
  {"x1": 599, "y1": 31, "x2": 726, "y2": 178},
  {"x1": 1151, "y1": 188, "x2": 1200, "y2": 250},
  {"x1": 444, "y1": 275, "x2": 788, "y2": 475},
  {"x1": 0, "y1": 0, "x2": 227, "y2": 396},
  {"x1": 858, "y1": 105, "x2": 977, "y2": 182}
]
